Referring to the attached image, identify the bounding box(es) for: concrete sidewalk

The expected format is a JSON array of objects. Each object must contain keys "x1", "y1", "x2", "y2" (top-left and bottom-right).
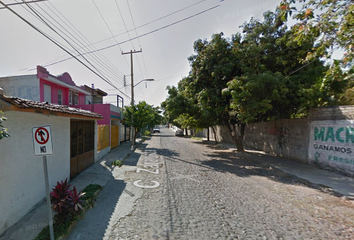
[
  {"x1": 0, "y1": 141, "x2": 134, "y2": 240},
  {"x1": 218, "y1": 142, "x2": 354, "y2": 198},
  {"x1": 247, "y1": 150, "x2": 354, "y2": 198}
]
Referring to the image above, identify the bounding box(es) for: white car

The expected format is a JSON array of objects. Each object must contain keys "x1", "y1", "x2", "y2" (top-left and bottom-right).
[
  {"x1": 153, "y1": 126, "x2": 160, "y2": 133},
  {"x1": 175, "y1": 129, "x2": 184, "y2": 136}
]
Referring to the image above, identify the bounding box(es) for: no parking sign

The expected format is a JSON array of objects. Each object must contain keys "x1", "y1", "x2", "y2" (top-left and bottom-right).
[{"x1": 32, "y1": 125, "x2": 53, "y2": 156}]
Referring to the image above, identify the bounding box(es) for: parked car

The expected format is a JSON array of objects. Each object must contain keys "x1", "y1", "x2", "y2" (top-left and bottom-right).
[
  {"x1": 153, "y1": 126, "x2": 160, "y2": 133},
  {"x1": 175, "y1": 129, "x2": 184, "y2": 136}
]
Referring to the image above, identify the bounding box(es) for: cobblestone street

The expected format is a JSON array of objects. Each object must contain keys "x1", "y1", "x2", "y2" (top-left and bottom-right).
[{"x1": 109, "y1": 128, "x2": 354, "y2": 240}]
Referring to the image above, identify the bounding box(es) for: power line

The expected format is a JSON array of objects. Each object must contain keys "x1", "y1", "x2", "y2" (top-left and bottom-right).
[
  {"x1": 93, "y1": 0, "x2": 209, "y2": 47},
  {"x1": 126, "y1": 0, "x2": 148, "y2": 78},
  {"x1": 35, "y1": 0, "x2": 125, "y2": 85},
  {"x1": 0, "y1": 0, "x2": 46, "y2": 9},
  {"x1": 115, "y1": 0, "x2": 135, "y2": 50},
  {"x1": 91, "y1": 0, "x2": 130, "y2": 70},
  {"x1": 0, "y1": 1, "x2": 130, "y2": 99},
  {"x1": 21, "y1": 0, "x2": 116, "y2": 86},
  {"x1": 115, "y1": 0, "x2": 144, "y2": 79},
  {"x1": 22, "y1": 0, "x2": 125, "y2": 85},
  {"x1": 31, "y1": 0, "x2": 212, "y2": 72},
  {"x1": 46, "y1": 1, "x2": 125, "y2": 83},
  {"x1": 18, "y1": 0, "x2": 118, "y2": 86},
  {"x1": 30, "y1": 5, "x2": 221, "y2": 67}
]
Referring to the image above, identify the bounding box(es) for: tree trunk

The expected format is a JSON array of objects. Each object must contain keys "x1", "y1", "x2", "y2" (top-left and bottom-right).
[
  {"x1": 133, "y1": 128, "x2": 139, "y2": 145},
  {"x1": 225, "y1": 122, "x2": 245, "y2": 152},
  {"x1": 211, "y1": 126, "x2": 218, "y2": 144},
  {"x1": 207, "y1": 128, "x2": 210, "y2": 142}
]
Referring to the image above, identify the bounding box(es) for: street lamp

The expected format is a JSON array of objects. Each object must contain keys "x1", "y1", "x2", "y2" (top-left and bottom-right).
[
  {"x1": 131, "y1": 78, "x2": 154, "y2": 148},
  {"x1": 134, "y1": 78, "x2": 154, "y2": 87}
]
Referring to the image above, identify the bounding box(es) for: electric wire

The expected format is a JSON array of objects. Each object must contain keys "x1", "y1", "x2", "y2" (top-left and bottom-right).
[
  {"x1": 115, "y1": 0, "x2": 135, "y2": 50},
  {"x1": 115, "y1": 0, "x2": 144, "y2": 82},
  {"x1": 20, "y1": 0, "x2": 116, "y2": 87},
  {"x1": 46, "y1": 1, "x2": 125, "y2": 84},
  {"x1": 93, "y1": 0, "x2": 209, "y2": 47},
  {"x1": 33, "y1": 0, "x2": 125, "y2": 85},
  {"x1": 31, "y1": 0, "x2": 212, "y2": 71},
  {"x1": 0, "y1": 1, "x2": 130, "y2": 99},
  {"x1": 21, "y1": 1, "x2": 125, "y2": 86},
  {"x1": 91, "y1": 0, "x2": 130, "y2": 70},
  {"x1": 126, "y1": 0, "x2": 148, "y2": 78},
  {"x1": 29, "y1": 5, "x2": 221, "y2": 67}
]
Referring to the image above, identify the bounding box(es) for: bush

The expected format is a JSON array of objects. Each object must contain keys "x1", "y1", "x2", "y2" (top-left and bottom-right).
[
  {"x1": 112, "y1": 160, "x2": 123, "y2": 167},
  {"x1": 50, "y1": 179, "x2": 85, "y2": 223},
  {"x1": 82, "y1": 184, "x2": 102, "y2": 201},
  {"x1": 35, "y1": 183, "x2": 102, "y2": 240}
]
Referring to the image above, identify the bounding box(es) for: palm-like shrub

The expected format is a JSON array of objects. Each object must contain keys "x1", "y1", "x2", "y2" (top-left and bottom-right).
[{"x1": 50, "y1": 179, "x2": 85, "y2": 222}]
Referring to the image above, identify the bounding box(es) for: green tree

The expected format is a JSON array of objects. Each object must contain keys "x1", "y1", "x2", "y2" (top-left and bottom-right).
[
  {"x1": 277, "y1": 0, "x2": 354, "y2": 103},
  {"x1": 163, "y1": 10, "x2": 328, "y2": 152},
  {"x1": 0, "y1": 111, "x2": 10, "y2": 140},
  {"x1": 124, "y1": 101, "x2": 161, "y2": 143},
  {"x1": 187, "y1": 33, "x2": 241, "y2": 143},
  {"x1": 223, "y1": 11, "x2": 327, "y2": 151}
]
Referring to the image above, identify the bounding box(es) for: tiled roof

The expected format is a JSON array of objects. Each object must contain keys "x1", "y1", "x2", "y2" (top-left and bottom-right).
[{"x1": 0, "y1": 95, "x2": 102, "y2": 119}]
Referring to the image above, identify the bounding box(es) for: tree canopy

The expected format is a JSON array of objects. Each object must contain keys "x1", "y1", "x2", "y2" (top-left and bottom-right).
[
  {"x1": 277, "y1": 0, "x2": 354, "y2": 103},
  {"x1": 124, "y1": 101, "x2": 162, "y2": 142},
  {"x1": 162, "y1": 5, "x2": 351, "y2": 151}
]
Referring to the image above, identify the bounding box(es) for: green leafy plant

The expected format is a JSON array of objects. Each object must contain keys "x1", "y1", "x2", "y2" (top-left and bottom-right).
[
  {"x1": 112, "y1": 160, "x2": 123, "y2": 167},
  {"x1": 82, "y1": 184, "x2": 102, "y2": 200}
]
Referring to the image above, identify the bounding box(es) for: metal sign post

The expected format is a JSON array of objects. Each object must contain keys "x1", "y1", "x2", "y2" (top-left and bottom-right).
[
  {"x1": 32, "y1": 125, "x2": 54, "y2": 240},
  {"x1": 43, "y1": 155, "x2": 55, "y2": 240}
]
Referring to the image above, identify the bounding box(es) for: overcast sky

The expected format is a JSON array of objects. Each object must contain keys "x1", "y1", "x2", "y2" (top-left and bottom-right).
[{"x1": 0, "y1": 0, "x2": 281, "y2": 107}]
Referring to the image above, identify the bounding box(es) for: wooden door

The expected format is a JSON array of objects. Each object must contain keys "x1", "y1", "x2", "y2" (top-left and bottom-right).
[{"x1": 70, "y1": 120, "x2": 95, "y2": 178}]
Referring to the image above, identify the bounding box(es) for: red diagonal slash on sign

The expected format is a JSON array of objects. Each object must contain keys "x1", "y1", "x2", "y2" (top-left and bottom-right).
[{"x1": 35, "y1": 127, "x2": 49, "y2": 144}]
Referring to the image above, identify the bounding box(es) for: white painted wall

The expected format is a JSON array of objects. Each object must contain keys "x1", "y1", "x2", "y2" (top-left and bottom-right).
[
  {"x1": 0, "y1": 111, "x2": 70, "y2": 235},
  {"x1": 0, "y1": 75, "x2": 40, "y2": 101},
  {"x1": 309, "y1": 120, "x2": 354, "y2": 176}
]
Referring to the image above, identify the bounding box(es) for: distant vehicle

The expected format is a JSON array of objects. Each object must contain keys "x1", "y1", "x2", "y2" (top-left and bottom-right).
[
  {"x1": 153, "y1": 126, "x2": 160, "y2": 133},
  {"x1": 175, "y1": 129, "x2": 184, "y2": 136}
]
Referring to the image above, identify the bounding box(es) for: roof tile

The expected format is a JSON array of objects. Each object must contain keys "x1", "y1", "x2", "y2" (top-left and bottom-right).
[{"x1": 1, "y1": 95, "x2": 102, "y2": 119}]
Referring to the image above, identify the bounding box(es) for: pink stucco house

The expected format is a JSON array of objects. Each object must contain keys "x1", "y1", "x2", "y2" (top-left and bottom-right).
[{"x1": 0, "y1": 66, "x2": 126, "y2": 170}]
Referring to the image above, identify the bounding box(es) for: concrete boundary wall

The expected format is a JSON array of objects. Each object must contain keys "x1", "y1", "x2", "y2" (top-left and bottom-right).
[
  {"x1": 192, "y1": 106, "x2": 354, "y2": 177},
  {"x1": 244, "y1": 119, "x2": 309, "y2": 163}
]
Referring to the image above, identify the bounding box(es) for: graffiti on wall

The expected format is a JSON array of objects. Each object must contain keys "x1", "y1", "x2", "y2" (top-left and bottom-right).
[
  {"x1": 267, "y1": 126, "x2": 291, "y2": 148},
  {"x1": 309, "y1": 120, "x2": 354, "y2": 175}
]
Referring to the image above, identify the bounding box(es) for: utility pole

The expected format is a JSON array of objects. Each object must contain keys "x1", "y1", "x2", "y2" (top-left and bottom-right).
[{"x1": 122, "y1": 49, "x2": 142, "y2": 149}]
